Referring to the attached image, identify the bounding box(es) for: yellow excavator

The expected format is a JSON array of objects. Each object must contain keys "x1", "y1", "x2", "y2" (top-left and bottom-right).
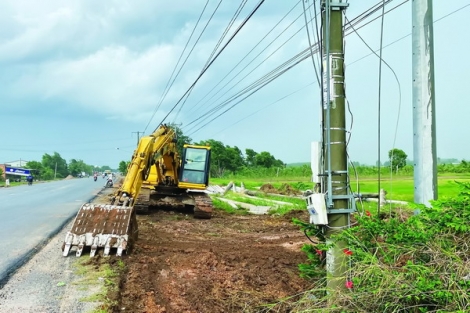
[{"x1": 62, "y1": 124, "x2": 212, "y2": 257}]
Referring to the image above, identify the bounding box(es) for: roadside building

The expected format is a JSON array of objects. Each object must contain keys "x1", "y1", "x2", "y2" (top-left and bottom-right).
[{"x1": 1, "y1": 160, "x2": 32, "y2": 181}]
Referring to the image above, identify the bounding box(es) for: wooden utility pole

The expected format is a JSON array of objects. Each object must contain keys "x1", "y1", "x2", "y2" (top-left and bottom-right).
[
  {"x1": 132, "y1": 131, "x2": 144, "y2": 145},
  {"x1": 412, "y1": 0, "x2": 437, "y2": 206},
  {"x1": 321, "y1": 0, "x2": 352, "y2": 293}
]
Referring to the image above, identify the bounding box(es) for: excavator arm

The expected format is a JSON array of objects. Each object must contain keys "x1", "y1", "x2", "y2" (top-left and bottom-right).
[{"x1": 113, "y1": 125, "x2": 176, "y2": 206}]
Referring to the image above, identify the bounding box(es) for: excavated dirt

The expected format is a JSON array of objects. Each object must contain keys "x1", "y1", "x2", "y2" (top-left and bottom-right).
[
  {"x1": 115, "y1": 211, "x2": 308, "y2": 313},
  {"x1": 113, "y1": 210, "x2": 312, "y2": 313},
  {"x1": 91, "y1": 186, "x2": 312, "y2": 313},
  {"x1": 260, "y1": 183, "x2": 302, "y2": 196}
]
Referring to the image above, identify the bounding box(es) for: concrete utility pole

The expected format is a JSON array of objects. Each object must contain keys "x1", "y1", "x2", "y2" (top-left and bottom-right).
[
  {"x1": 321, "y1": 0, "x2": 351, "y2": 293},
  {"x1": 412, "y1": 0, "x2": 437, "y2": 206}
]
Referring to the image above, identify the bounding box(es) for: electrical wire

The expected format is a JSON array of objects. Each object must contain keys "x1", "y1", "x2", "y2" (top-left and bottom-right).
[
  {"x1": 143, "y1": 0, "x2": 210, "y2": 134},
  {"x1": 156, "y1": 0, "x2": 224, "y2": 127},
  {"x1": 208, "y1": 81, "x2": 315, "y2": 136},
  {"x1": 347, "y1": 2, "x2": 470, "y2": 66},
  {"x1": 344, "y1": 13, "x2": 403, "y2": 218},
  {"x1": 173, "y1": 0, "x2": 249, "y2": 122},
  {"x1": 302, "y1": 0, "x2": 321, "y2": 88},
  {"x1": 184, "y1": 0, "x2": 306, "y2": 117},
  {"x1": 183, "y1": 0, "x2": 402, "y2": 135},
  {"x1": 377, "y1": 0, "x2": 385, "y2": 216},
  {"x1": 309, "y1": 0, "x2": 322, "y2": 68},
  {"x1": 155, "y1": 0, "x2": 266, "y2": 132},
  {"x1": 183, "y1": 28, "x2": 313, "y2": 133}
]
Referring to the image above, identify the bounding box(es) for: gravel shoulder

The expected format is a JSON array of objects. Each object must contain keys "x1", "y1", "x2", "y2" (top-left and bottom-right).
[{"x1": 0, "y1": 201, "x2": 107, "y2": 313}]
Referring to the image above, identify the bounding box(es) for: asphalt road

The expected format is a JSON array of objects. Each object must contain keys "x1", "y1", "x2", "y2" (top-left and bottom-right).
[{"x1": 0, "y1": 177, "x2": 106, "y2": 284}]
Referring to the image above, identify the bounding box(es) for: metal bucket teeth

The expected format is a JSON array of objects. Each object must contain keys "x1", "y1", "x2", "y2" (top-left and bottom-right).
[{"x1": 62, "y1": 203, "x2": 137, "y2": 257}]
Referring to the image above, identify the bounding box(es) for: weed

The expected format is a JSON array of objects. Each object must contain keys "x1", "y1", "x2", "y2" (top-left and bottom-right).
[{"x1": 292, "y1": 182, "x2": 470, "y2": 312}]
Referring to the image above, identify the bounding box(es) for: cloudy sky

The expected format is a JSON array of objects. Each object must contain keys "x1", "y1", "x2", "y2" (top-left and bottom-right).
[{"x1": 1, "y1": 0, "x2": 469, "y2": 169}]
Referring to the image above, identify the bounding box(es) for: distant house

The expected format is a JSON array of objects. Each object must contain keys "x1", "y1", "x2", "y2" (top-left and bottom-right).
[{"x1": 4, "y1": 160, "x2": 30, "y2": 167}]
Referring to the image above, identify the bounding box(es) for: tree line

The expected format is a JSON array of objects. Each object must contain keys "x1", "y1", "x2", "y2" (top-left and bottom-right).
[
  {"x1": 118, "y1": 124, "x2": 286, "y2": 178},
  {"x1": 1, "y1": 152, "x2": 113, "y2": 181}
]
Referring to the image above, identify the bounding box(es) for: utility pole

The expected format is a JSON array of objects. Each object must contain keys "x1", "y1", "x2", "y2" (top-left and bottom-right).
[
  {"x1": 412, "y1": 0, "x2": 437, "y2": 206},
  {"x1": 132, "y1": 131, "x2": 144, "y2": 145},
  {"x1": 321, "y1": 0, "x2": 353, "y2": 294}
]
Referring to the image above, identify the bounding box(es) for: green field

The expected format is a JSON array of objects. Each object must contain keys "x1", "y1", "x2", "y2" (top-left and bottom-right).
[
  {"x1": 351, "y1": 174, "x2": 470, "y2": 202},
  {"x1": 211, "y1": 173, "x2": 470, "y2": 204}
]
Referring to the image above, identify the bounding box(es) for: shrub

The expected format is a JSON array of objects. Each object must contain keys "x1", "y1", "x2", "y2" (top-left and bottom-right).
[{"x1": 294, "y1": 182, "x2": 470, "y2": 312}]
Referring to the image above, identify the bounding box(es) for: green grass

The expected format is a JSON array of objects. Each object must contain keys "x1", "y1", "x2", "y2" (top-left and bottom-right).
[
  {"x1": 72, "y1": 257, "x2": 125, "y2": 312},
  {"x1": 211, "y1": 197, "x2": 249, "y2": 215},
  {"x1": 212, "y1": 174, "x2": 470, "y2": 209},
  {"x1": 351, "y1": 176, "x2": 470, "y2": 202}
]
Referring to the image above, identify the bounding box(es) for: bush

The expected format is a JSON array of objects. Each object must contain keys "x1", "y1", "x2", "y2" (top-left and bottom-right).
[{"x1": 294, "y1": 182, "x2": 470, "y2": 312}]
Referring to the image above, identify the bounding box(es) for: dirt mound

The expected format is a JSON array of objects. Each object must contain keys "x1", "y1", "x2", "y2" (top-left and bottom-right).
[
  {"x1": 260, "y1": 183, "x2": 302, "y2": 196},
  {"x1": 279, "y1": 183, "x2": 302, "y2": 196},
  {"x1": 64, "y1": 175, "x2": 74, "y2": 180},
  {"x1": 114, "y1": 210, "x2": 311, "y2": 313},
  {"x1": 259, "y1": 183, "x2": 278, "y2": 193}
]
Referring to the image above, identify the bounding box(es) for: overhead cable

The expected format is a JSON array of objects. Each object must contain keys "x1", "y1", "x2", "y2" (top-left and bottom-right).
[
  {"x1": 143, "y1": 0, "x2": 210, "y2": 134},
  {"x1": 154, "y1": 0, "x2": 266, "y2": 132}
]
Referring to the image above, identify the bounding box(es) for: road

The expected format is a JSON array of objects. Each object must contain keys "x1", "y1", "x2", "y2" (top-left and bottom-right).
[{"x1": 0, "y1": 177, "x2": 105, "y2": 284}]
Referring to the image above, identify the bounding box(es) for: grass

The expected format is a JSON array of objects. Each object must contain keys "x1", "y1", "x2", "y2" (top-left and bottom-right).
[
  {"x1": 350, "y1": 175, "x2": 470, "y2": 202},
  {"x1": 211, "y1": 173, "x2": 470, "y2": 218},
  {"x1": 211, "y1": 197, "x2": 249, "y2": 215},
  {"x1": 72, "y1": 257, "x2": 125, "y2": 313}
]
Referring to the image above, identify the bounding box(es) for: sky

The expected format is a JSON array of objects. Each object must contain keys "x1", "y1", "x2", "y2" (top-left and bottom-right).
[{"x1": 1, "y1": 0, "x2": 469, "y2": 169}]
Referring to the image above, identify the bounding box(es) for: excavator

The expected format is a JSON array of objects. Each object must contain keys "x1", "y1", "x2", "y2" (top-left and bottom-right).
[{"x1": 62, "y1": 124, "x2": 212, "y2": 257}]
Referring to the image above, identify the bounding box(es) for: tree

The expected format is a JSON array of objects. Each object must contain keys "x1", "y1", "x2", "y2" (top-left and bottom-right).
[
  {"x1": 245, "y1": 149, "x2": 258, "y2": 167},
  {"x1": 26, "y1": 161, "x2": 44, "y2": 179},
  {"x1": 42, "y1": 152, "x2": 68, "y2": 178},
  {"x1": 168, "y1": 123, "x2": 192, "y2": 155},
  {"x1": 119, "y1": 160, "x2": 130, "y2": 175},
  {"x1": 388, "y1": 148, "x2": 408, "y2": 172},
  {"x1": 195, "y1": 139, "x2": 244, "y2": 177},
  {"x1": 69, "y1": 159, "x2": 91, "y2": 176},
  {"x1": 254, "y1": 151, "x2": 284, "y2": 168}
]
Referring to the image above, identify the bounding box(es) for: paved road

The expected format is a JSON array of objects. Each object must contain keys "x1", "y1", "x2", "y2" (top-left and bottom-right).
[{"x1": 0, "y1": 177, "x2": 105, "y2": 284}]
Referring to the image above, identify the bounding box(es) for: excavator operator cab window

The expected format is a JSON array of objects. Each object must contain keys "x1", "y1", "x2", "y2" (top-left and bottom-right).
[{"x1": 181, "y1": 147, "x2": 210, "y2": 185}]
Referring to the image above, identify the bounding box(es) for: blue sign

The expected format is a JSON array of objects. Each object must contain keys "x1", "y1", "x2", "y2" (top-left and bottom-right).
[{"x1": 5, "y1": 166, "x2": 31, "y2": 176}]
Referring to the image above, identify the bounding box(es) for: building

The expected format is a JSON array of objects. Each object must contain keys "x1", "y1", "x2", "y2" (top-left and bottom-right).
[
  {"x1": 4, "y1": 160, "x2": 29, "y2": 167},
  {"x1": 1, "y1": 160, "x2": 31, "y2": 180}
]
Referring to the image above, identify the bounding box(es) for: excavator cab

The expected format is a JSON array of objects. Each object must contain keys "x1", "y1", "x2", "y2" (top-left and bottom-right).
[{"x1": 178, "y1": 145, "x2": 211, "y2": 189}]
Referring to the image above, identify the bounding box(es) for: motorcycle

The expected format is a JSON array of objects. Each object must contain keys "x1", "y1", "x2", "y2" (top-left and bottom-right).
[
  {"x1": 105, "y1": 178, "x2": 113, "y2": 188},
  {"x1": 94, "y1": 176, "x2": 98, "y2": 182}
]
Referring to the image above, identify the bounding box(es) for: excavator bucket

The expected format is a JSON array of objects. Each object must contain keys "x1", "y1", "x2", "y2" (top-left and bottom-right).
[{"x1": 63, "y1": 203, "x2": 138, "y2": 257}]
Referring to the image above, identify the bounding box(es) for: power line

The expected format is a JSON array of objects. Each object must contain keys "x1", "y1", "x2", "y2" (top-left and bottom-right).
[
  {"x1": 143, "y1": 0, "x2": 212, "y2": 134},
  {"x1": 184, "y1": 0, "x2": 303, "y2": 117},
  {"x1": 154, "y1": 0, "x2": 266, "y2": 131},
  {"x1": 182, "y1": 0, "x2": 468, "y2": 136},
  {"x1": 183, "y1": 1, "x2": 396, "y2": 134},
  {"x1": 347, "y1": 2, "x2": 470, "y2": 66},
  {"x1": 209, "y1": 81, "x2": 315, "y2": 136},
  {"x1": 302, "y1": 0, "x2": 321, "y2": 88},
  {"x1": 172, "y1": 0, "x2": 250, "y2": 122}
]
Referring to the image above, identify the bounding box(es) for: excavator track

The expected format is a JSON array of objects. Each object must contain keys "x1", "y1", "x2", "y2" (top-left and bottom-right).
[
  {"x1": 62, "y1": 204, "x2": 138, "y2": 257},
  {"x1": 192, "y1": 192, "x2": 213, "y2": 219}
]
